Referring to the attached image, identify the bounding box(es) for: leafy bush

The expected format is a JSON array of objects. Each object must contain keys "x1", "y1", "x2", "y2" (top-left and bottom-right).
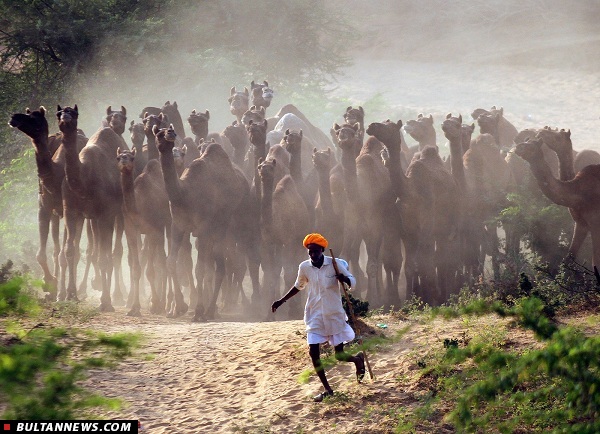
[{"x1": 0, "y1": 277, "x2": 139, "y2": 420}]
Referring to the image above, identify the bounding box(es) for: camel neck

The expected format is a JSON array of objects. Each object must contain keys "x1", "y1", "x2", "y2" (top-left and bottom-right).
[
  {"x1": 260, "y1": 176, "x2": 274, "y2": 228},
  {"x1": 556, "y1": 149, "x2": 575, "y2": 181},
  {"x1": 529, "y1": 158, "x2": 579, "y2": 208},
  {"x1": 316, "y1": 166, "x2": 334, "y2": 214},
  {"x1": 448, "y1": 136, "x2": 467, "y2": 192},
  {"x1": 383, "y1": 140, "x2": 411, "y2": 200},
  {"x1": 120, "y1": 169, "x2": 139, "y2": 218},
  {"x1": 62, "y1": 127, "x2": 86, "y2": 198},
  {"x1": 158, "y1": 146, "x2": 183, "y2": 205},
  {"x1": 340, "y1": 146, "x2": 358, "y2": 199},
  {"x1": 419, "y1": 130, "x2": 437, "y2": 151},
  {"x1": 145, "y1": 132, "x2": 159, "y2": 161},
  {"x1": 288, "y1": 149, "x2": 302, "y2": 185}
]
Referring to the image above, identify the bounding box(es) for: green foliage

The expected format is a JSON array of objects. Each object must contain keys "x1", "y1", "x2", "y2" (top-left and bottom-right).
[
  {"x1": 498, "y1": 186, "x2": 572, "y2": 272},
  {"x1": 401, "y1": 295, "x2": 600, "y2": 433},
  {"x1": 0, "y1": 276, "x2": 139, "y2": 420},
  {"x1": 0, "y1": 148, "x2": 39, "y2": 265},
  {"x1": 342, "y1": 292, "x2": 369, "y2": 321}
]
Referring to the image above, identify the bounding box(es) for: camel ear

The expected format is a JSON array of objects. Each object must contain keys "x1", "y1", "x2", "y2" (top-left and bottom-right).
[
  {"x1": 429, "y1": 114, "x2": 433, "y2": 121},
  {"x1": 285, "y1": 128, "x2": 290, "y2": 135},
  {"x1": 346, "y1": 106, "x2": 352, "y2": 113},
  {"x1": 39, "y1": 106, "x2": 46, "y2": 116},
  {"x1": 299, "y1": 130, "x2": 303, "y2": 138},
  {"x1": 359, "y1": 106, "x2": 364, "y2": 115},
  {"x1": 172, "y1": 101, "x2": 177, "y2": 108},
  {"x1": 260, "y1": 107, "x2": 266, "y2": 115},
  {"x1": 244, "y1": 87, "x2": 249, "y2": 95},
  {"x1": 263, "y1": 80, "x2": 268, "y2": 87},
  {"x1": 313, "y1": 147, "x2": 318, "y2": 154},
  {"x1": 232, "y1": 120, "x2": 237, "y2": 126},
  {"x1": 272, "y1": 159, "x2": 276, "y2": 166},
  {"x1": 131, "y1": 147, "x2": 136, "y2": 156},
  {"x1": 121, "y1": 106, "x2": 126, "y2": 116},
  {"x1": 333, "y1": 123, "x2": 341, "y2": 131},
  {"x1": 191, "y1": 109, "x2": 197, "y2": 114},
  {"x1": 130, "y1": 120, "x2": 134, "y2": 126},
  {"x1": 396, "y1": 120, "x2": 403, "y2": 129},
  {"x1": 261, "y1": 119, "x2": 268, "y2": 127},
  {"x1": 418, "y1": 113, "x2": 423, "y2": 119},
  {"x1": 107, "y1": 106, "x2": 112, "y2": 115},
  {"x1": 205, "y1": 110, "x2": 210, "y2": 119},
  {"x1": 74, "y1": 104, "x2": 78, "y2": 114},
  {"x1": 116, "y1": 147, "x2": 121, "y2": 157},
  {"x1": 458, "y1": 114, "x2": 463, "y2": 124},
  {"x1": 182, "y1": 144, "x2": 187, "y2": 154},
  {"x1": 327, "y1": 147, "x2": 331, "y2": 155},
  {"x1": 158, "y1": 113, "x2": 165, "y2": 121},
  {"x1": 258, "y1": 157, "x2": 264, "y2": 165},
  {"x1": 251, "y1": 80, "x2": 256, "y2": 88},
  {"x1": 446, "y1": 113, "x2": 452, "y2": 119},
  {"x1": 230, "y1": 86, "x2": 236, "y2": 96}
]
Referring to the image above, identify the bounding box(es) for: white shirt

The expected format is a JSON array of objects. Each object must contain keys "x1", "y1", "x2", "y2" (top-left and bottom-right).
[{"x1": 294, "y1": 256, "x2": 356, "y2": 336}]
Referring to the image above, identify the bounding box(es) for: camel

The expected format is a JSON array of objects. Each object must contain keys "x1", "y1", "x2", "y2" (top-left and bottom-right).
[
  {"x1": 156, "y1": 124, "x2": 250, "y2": 320},
  {"x1": 344, "y1": 106, "x2": 365, "y2": 145},
  {"x1": 403, "y1": 113, "x2": 436, "y2": 159},
  {"x1": 221, "y1": 120, "x2": 249, "y2": 170},
  {"x1": 250, "y1": 80, "x2": 274, "y2": 111},
  {"x1": 242, "y1": 105, "x2": 267, "y2": 127},
  {"x1": 183, "y1": 109, "x2": 210, "y2": 165},
  {"x1": 140, "y1": 101, "x2": 186, "y2": 140},
  {"x1": 228, "y1": 86, "x2": 250, "y2": 123},
  {"x1": 128, "y1": 121, "x2": 148, "y2": 177},
  {"x1": 57, "y1": 105, "x2": 123, "y2": 311},
  {"x1": 9, "y1": 107, "x2": 64, "y2": 294},
  {"x1": 471, "y1": 106, "x2": 518, "y2": 149},
  {"x1": 535, "y1": 127, "x2": 592, "y2": 264},
  {"x1": 258, "y1": 159, "x2": 309, "y2": 317},
  {"x1": 514, "y1": 137, "x2": 600, "y2": 274},
  {"x1": 367, "y1": 120, "x2": 460, "y2": 305}
]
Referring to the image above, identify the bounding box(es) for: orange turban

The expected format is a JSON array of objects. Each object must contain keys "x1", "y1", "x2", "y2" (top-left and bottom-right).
[{"x1": 303, "y1": 233, "x2": 328, "y2": 249}]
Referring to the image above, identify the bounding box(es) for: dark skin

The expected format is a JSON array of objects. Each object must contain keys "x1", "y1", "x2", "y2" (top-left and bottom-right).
[{"x1": 271, "y1": 244, "x2": 364, "y2": 401}]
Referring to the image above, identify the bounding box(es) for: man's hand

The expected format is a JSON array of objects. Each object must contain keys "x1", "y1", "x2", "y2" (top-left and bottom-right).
[
  {"x1": 336, "y1": 274, "x2": 351, "y2": 286},
  {"x1": 271, "y1": 299, "x2": 285, "y2": 313}
]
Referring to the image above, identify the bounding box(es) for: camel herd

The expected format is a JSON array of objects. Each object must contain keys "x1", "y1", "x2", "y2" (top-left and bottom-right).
[{"x1": 8, "y1": 84, "x2": 600, "y2": 320}]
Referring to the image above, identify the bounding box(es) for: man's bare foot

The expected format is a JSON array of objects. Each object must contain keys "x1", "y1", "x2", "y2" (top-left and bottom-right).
[{"x1": 313, "y1": 390, "x2": 334, "y2": 402}]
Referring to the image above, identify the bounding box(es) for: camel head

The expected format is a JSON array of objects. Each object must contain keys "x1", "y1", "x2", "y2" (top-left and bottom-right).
[
  {"x1": 283, "y1": 129, "x2": 303, "y2": 154},
  {"x1": 344, "y1": 106, "x2": 365, "y2": 128},
  {"x1": 476, "y1": 112, "x2": 500, "y2": 137},
  {"x1": 470, "y1": 107, "x2": 489, "y2": 120},
  {"x1": 197, "y1": 137, "x2": 218, "y2": 156},
  {"x1": 56, "y1": 105, "x2": 79, "y2": 134},
  {"x1": 187, "y1": 109, "x2": 210, "y2": 138},
  {"x1": 229, "y1": 86, "x2": 250, "y2": 118},
  {"x1": 8, "y1": 106, "x2": 49, "y2": 140},
  {"x1": 250, "y1": 80, "x2": 274, "y2": 109},
  {"x1": 143, "y1": 113, "x2": 168, "y2": 138},
  {"x1": 246, "y1": 119, "x2": 268, "y2": 146},
  {"x1": 129, "y1": 121, "x2": 145, "y2": 148},
  {"x1": 312, "y1": 147, "x2": 332, "y2": 172},
  {"x1": 535, "y1": 126, "x2": 572, "y2": 155},
  {"x1": 242, "y1": 105, "x2": 266, "y2": 127},
  {"x1": 441, "y1": 113, "x2": 462, "y2": 140},
  {"x1": 223, "y1": 120, "x2": 248, "y2": 151},
  {"x1": 513, "y1": 128, "x2": 538, "y2": 145},
  {"x1": 365, "y1": 119, "x2": 403, "y2": 146},
  {"x1": 116, "y1": 147, "x2": 136, "y2": 172},
  {"x1": 332, "y1": 122, "x2": 360, "y2": 151},
  {"x1": 154, "y1": 124, "x2": 177, "y2": 153},
  {"x1": 514, "y1": 137, "x2": 544, "y2": 163},
  {"x1": 258, "y1": 157, "x2": 276, "y2": 181},
  {"x1": 460, "y1": 123, "x2": 475, "y2": 153},
  {"x1": 404, "y1": 113, "x2": 435, "y2": 143},
  {"x1": 106, "y1": 105, "x2": 127, "y2": 136}
]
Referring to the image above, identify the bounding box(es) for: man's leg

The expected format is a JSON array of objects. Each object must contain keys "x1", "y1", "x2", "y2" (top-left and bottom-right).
[
  {"x1": 309, "y1": 343, "x2": 334, "y2": 401},
  {"x1": 334, "y1": 343, "x2": 366, "y2": 382}
]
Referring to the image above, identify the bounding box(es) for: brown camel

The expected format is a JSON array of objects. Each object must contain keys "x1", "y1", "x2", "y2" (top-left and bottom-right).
[
  {"x1": 258, "y1": 159, "x2": 310, "y2": 318},
  {"x1": 471, "y1": 106, "x2": 518, "y2": 149},
  {"x1": 9, "y1": 107, "x2": 64, "y2": 294},
  {"x1": 228, "y1": 87, "x2": 250, "y2": 124},
  {"x1": 536, "y1": 127, "x2": 592, "y2": 264},
  {"x1": 222, "y1": 120, "x2": 249, "y2": 170},
  {"x1": 156, "y1": 124, "x2": 250, "y2": 320},
  {"x1": 128, "y1": 121, "x2": 148, "y2": 177},
  {"x1": 367, "y1": 120, "x2": 453, "y2": 305},
  {"x1": 514, "y1": 137, "x2": 600, "y2": 273},
  {"x1": 404, "y1": 113, "x2": 436, "y2": 162},
  {"x1": 58, "y1": 105, "x2": 123, "y2": 311},
  {"x1": 184, "y1": 109, "x2": 210, "y2": 166},
  {"x1": 250, "y1": 80, "x2": 274, "y2": 111},
  {"x1": 344, "y1": 106, "x2": 365, "y2": 145},
  {"x1": 242, "y1": 105, "x2": 267, "y2": 127},
  {"x1": 140, "y1": 101, "x2": 186, "y2": 140}
]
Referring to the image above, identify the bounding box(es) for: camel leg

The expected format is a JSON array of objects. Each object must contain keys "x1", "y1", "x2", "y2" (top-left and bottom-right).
[
  {"x1": 95, "y1": 217, "x2": 115, "y2": 312},
  {"x1": 37, "y1": 206, "x2": 57, "y2": 294},
  {"x1": 179, "y1": 233, "x2": 196, "y2": 309},
  {"x1": 205, "y1": 231, "x2": 228, "y2": 321},
  {"x1": 567, "y1": 221, "x2": 589, "y2": 260},
  {"x1": 124, "y1": 219, "x2": 141, "y2": 317},
  {"x1": 167, "y1": 227, "x2": 188, "y2": 318},
  {"x1": 111, "y1": 213, "x2": 126, "y2": 306},
  {"x1": 51, "y1": 214, "x2": 61, "y2": 292},
  {"x1": 64, "y1": 208, "x2": 83, "y2": 302},
  {"x1": 58, "y1": 226, "x2": 68, "y2": 301}
]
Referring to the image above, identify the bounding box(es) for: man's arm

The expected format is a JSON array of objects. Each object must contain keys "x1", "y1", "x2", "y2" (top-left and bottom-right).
[{"x1": 271, "y1": 287, "x2": 300, "y2": 312}]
